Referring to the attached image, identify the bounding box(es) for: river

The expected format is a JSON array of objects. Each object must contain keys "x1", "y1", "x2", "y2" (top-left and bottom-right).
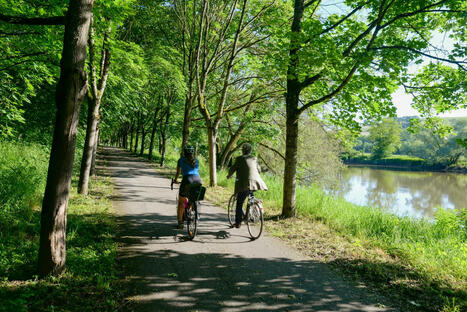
[{"x1": 334, "y1": 166, "x2": 467, "y2": 219}]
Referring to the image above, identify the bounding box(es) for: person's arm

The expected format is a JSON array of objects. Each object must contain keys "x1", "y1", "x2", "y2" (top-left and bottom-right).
[
  {"x1": 227, "y1": 158, "x2": 237, "y2": 179},
  {"x1": 174, "y1": 159, "x2": 181, "y2": 183}
]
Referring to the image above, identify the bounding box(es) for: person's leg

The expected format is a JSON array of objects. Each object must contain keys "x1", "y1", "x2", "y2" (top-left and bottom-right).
[
  {"x1": 177, "y1": 196, "x2": 187, "y2": 225},
  {"x1": 177, "y1": 177, "x2": 188, "y2": 228},
  {"x1": 235, "y1": 191, "x2": 249, "y2": 226}
]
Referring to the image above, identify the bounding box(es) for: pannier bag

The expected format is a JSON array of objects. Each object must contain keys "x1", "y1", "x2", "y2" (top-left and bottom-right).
[{"x1": 188, "y1": 183, "x2": 206, "y2": 201}]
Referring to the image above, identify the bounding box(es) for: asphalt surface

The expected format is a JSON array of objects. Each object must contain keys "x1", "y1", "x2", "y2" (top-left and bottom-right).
[{"x1": 102, "y1": 147, "x2": 396, "y2": 312}]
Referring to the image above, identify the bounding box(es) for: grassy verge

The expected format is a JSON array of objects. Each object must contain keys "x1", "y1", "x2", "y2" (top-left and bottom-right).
[
  {"x1": 345, "y1": 154, "x2": 467, "y2": 172},
  {"x1": 0, "y1": 141, "x2": 124, "y2": 311},
  {"x1": 133, "y1": 148, "x2": 466, "y2": 312}
]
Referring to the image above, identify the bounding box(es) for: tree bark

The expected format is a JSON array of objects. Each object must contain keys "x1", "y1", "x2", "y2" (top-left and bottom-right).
[
  {"x1": 159, "y1": 101, "x2": 171, "y2": 166},
  {"x1": 219, "y1": 123, "x2": 246, "y2": 169},
  {"x1": 207, "y1": 126, "x2": 218, "y2": 186},
  {"x1": 148, "y1": 105, "x2": 161, "y2": 161},
  {"x1": 181, "y1": 91, "x2": 193, "y2": 152},
  {"x1": 134, "y1": 112, "x2": 140, "y2": 153},
  {"x1": 129, "y1": 119, "x2": 134, "y2": 152},
  {"x1": 78, "y1": 21, "x2": 111, "y2": 195},
  {"x1": 139, "y1": 126, "x2": 146, "y2": 156},
  {"x1": 90, "y1": 123, "x2": 99, "y2": 176},
  {"x1": 78, "y1": 96, "x2": 100, "y2": 195},
  {"x1": 38, "y1": 0, "x2": 94, "y2": 277},
  {"x1": 282, "y1": 0, "x2": 304, "y2": 218},
  {"x1": 282, "y1": 104, "x2": 299, "y2": 218}
]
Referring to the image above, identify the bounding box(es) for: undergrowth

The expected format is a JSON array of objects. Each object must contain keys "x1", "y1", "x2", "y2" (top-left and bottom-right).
[{"x1": 0, "y1": 141, "x2": 122, "y2": 311}]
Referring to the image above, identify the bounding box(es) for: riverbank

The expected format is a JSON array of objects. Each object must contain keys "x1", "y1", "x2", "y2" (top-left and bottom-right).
[
  {"x1": 138, "y1": 149, "x2": 466, "y2": 312},
  {"x1": 344, "y1": 154, "x2": 467, "y2": 173}
]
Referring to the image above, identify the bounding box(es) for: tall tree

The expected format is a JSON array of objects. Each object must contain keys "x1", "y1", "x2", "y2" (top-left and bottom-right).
[
  {"x1": 369, "y1": 118, "x2": 402, "y2": 159},
  {"x1": 279, "y1": 0, "x2": 466, "y2": 217},
  {"x1": 38, "y1": 0, "x2": 94, "y2": 276},
  {"x1": 78, "y1": 19, "x2": 111, "y2": 195}
]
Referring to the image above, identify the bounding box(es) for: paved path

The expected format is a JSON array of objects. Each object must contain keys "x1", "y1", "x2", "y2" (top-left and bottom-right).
[{"x1": 102, "y1": 147, "x2": 395, "y2": 312}]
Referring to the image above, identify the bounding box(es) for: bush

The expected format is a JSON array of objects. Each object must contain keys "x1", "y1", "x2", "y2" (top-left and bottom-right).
[{"x1": 0, "y1": 141, "x2": 49, "y2": 213}]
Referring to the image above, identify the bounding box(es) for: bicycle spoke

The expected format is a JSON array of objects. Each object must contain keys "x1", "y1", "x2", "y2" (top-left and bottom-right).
[
  {"x1": 247, "y1": 203, "x2": 264, "y2": 240},
  {"x1": 227, "y1": 194, "x2": 236, "y2": 226}
]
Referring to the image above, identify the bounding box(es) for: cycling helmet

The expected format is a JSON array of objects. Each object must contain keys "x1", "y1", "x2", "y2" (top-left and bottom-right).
[{"x1": 184, "y1": 145, "x2": 195, "y2": 156}]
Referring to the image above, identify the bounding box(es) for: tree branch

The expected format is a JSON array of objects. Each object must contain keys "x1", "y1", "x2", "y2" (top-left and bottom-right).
[
  {"x1": 0, "y1": 14, "x2": 65, "y2": 25},
  {"x1": 300, "y1": 72, "x2": 322, "y2": 89},
  {"x1": 380, "y1": 0, "x2": 450, "y2": 29},
  {"x1": 371, "y1": 45, "x2": 466, "y2": 70},
  {"x1": 319, "y1": 3, "x2": 365, "y2": 37},
  {"x1": 0, "y1": 30, "x2": 40, "y2": 36},
  {"x1": 299, "y1": 62, "x2": 359, "y2": 114},
  {"x1": 259, "y1": 142, "x2": 285, "y2": 160}
]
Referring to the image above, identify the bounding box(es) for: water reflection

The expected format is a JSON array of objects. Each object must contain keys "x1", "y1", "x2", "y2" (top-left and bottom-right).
[{"x1": 335, "y1": 166, "x2": 467, "y2": 218}]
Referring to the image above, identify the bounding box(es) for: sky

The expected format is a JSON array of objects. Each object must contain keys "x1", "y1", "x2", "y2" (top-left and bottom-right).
[{"x1": 392, "y1": 88, "x2": 467, "y2": 118}]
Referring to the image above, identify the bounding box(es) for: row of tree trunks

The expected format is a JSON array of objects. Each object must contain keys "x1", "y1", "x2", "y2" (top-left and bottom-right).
[
  {"x1": 148, "y1": 104, "x2": 161, "y2": 161},
  {"x1": 129, "y1": 119, "x2": 134, "y2": 152},
  {"x1": 38, "y1": 0, "x2": 95, "y2": 277},
  {"x1": 134, "y1": 111, "x2": 141, "y2": 153},
  {"x1": 159, "y1": 97, "x2": 171, "y2": 166}
]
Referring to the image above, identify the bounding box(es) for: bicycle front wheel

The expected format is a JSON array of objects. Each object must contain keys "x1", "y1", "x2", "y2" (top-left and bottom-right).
[
  {"x1": 186, "y1": 203, "x2": 198, "y2": 240},
  {"x1": 246, "y1": 202, "x2": 264, "y2": 240},
  {"x1": 227, "y1": 194, "x2": 236, "y2": 226}
]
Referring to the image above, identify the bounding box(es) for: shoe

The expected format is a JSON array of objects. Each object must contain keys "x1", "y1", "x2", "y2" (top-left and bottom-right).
[
  {"x1": 234, "y1": 223, "x2": 241, "y2": 228},
  {"x1": 177, "y1": 222, "x2": 184, "y2": 229}
]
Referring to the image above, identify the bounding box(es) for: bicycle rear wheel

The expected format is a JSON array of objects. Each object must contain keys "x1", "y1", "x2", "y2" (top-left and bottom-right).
[
  {"x1": 227, "y1": 194, "x2": 236, "y2": 226},
  {"x1": 246, "y1": 202, "x2": 264, "y2": 240},
  {"x1": 186, "y1": 203, "x2": 198, "y2": 240}
]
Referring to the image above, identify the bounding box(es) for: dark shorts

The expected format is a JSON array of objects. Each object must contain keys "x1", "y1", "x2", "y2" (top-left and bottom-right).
[{"x1": 180, "y1": 175, "x2": 202, "y2": 197}]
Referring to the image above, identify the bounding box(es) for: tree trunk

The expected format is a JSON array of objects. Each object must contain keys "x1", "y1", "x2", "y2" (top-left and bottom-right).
[
  {"x1": 38, "y1": 0, "x2": 94, "y2": 277},
  {"x1": 160, "y1": 132, "x2": 166, "y2": 166},
  {"x1": 129, "y1": 120, "x2": 134, "y2": 151},
  {"x1": 219, "y1": 123, "x2": 246, "y2": 169},
  {"x1": 78, "y1": 20, "x2": 110, "y2": 195},
  {"x1": 159, "y1": 103, "x2": 171, "y2": 166},
  {"x1": 78, "y1": 96, "x2": 100, "y2": 195},
  {"x1": 207, "y1": 126, "x2": 218, "y2": 186},
  {"x1": 134, "y1": 112, "x2": 140, "y2": 153},
  {"x1": 90, "y1": 123, "x2": 99, "y2": 176},
  {"x1": 282, "y1": 104, "x2": 299, "y2": 218},
  {"x1": 148, "y1": 106, "x2": 160, "y2": 161},
  {"x1": 139, "y1": 126, "x2": 146, "y2": 156},
  {"x1": 282, "y1": 0, "x2": 304, "y2": 218},
  {"x1": 181, "y1": 93, "x2": 193, "y2": 152}
]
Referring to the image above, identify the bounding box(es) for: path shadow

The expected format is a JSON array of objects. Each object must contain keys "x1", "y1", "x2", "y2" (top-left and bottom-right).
[
  {"x1": 116, "y1": 212, "x2": 251, "y2": 245},
  {"x1": 117, "y1": 246, "x2": 395, "y2": 312}
]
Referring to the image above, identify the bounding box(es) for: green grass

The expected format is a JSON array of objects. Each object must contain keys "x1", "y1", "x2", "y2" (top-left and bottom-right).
[
  {"x1": 0, "y1": 141, "x2": 124, "y2": 311},
  {"x1": 348, "y1": 153, "x2": 428, "y2": 167}
]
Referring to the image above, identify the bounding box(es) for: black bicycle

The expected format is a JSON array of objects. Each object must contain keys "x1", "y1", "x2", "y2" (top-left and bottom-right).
[
  {"x1": 228, "y1": 191, "x2": 264, "y2": 240},
  {"x1": 171, "y1": 179, "x2": 206, "y2": 240}
]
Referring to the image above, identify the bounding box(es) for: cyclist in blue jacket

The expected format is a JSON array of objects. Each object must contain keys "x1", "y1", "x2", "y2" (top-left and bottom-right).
[{"x1": 173, "y1": 146, "x2": 202, "y2": 229}]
